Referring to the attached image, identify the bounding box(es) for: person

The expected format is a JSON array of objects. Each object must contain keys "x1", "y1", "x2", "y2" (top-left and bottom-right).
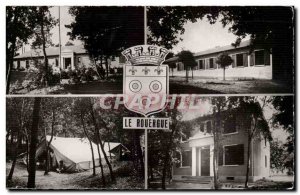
[{"x1": 56, "y1": 160, "x2": 65, "y2": 173}]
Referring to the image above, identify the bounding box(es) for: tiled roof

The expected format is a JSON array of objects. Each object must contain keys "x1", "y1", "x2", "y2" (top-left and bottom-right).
[
  {"x1": 165, "y1": 40, "x2": 251, "y2": 63},
  {"x1": 14, "y1": 45, "x2": 87, "y2": 59}
]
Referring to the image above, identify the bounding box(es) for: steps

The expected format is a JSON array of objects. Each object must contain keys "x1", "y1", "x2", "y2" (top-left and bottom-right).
[{"x1": 173, "y1": 176, "x2": 213, "y2": 184}]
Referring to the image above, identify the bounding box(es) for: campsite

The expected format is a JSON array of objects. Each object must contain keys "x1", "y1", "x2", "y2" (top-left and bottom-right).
[{"x1": 6, "y1": 97, "x2": 145, "y2": 189}]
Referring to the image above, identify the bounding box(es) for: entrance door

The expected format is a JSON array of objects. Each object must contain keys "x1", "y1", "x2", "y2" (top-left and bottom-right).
[
  {"x1": 64, "y1": 57, "x2": 71, "y2": 69},
  {"x1": 201, "y1": 148, "x2": 210, "y2": 176}
]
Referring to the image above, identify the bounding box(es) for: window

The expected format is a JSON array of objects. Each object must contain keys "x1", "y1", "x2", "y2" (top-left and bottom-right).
[
  {"x1": 55, "y1": 58, "x2": 59, "y2": 67},
  {"x1": 224, "y1": 144, "x2": 244, "y2": 165},
  {"x1": 236, "y1": 54, "x2": 244, "y2": 67},
  {"x1": 265, "y1": 138, "x2": 267, "y2": 147},
  {"x1": 209, "y1": 58, "x2": 214, "y2": 69},
  {"x1": 26, "y1": 60, "x2": 29, "y2": 68},
  {"x1": 64, "y1": 57, "x2": 72, "y2": 69},
  {"x1": 255, "y1": 50, "x2": 265, "y2": 65},
  {"x1": 181, "y1": 150, "x2": 192, "y2": 167},
  {"x1": 265, "y1": 155, "x2": 267, "y2": 168},
  {"x1": 78, "y1": 57, "x2": 81, "y2": 63},
  {"x1": 206, "y1": 121, "x2": 212, "y2": 133},
  {"x1": 223, "y1": 115, "x2": 237, "y2": 134},
  {"x1": 200, "y1": 123, "x2": 205, "y2": 132},
  {"x1": 199, "y1": 60, "x2": 205, "y2": 70}
]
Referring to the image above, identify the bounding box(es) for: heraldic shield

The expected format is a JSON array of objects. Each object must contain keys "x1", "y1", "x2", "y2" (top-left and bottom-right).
[{"x1": 122, "y1": 45, "x2": 169, "y2": 116}]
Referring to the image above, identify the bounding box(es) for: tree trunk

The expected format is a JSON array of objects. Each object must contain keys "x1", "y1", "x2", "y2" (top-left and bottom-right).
[
  {"x1": 6, "y1": 9, "x2": 20, "y2": 94},
  {"x1": 27, "y1": 97, "x2": 42, "y2": 188},
  {"x1": 40, "y1": 11, "x2": 49, "y2": 86},
  {"x1": 96, "y1": 141, "x2": 106, "y2": 186},
  {"x1": 80, "y1": 112, "x2": 96, "y2": 176},
  {"x1": 6, "y1": 40, "x2": 16, "y2": 94},
  {"x1": 192, "y1": 67, "x2": 194, "y2": 79},
  {"x1": 134, "y1": 131, "x2": 144, "y2": 179},
  {"x1": 89, "y1": 98, "x2": 115, "y2": 182},
  {"x1": 212, "y1": 105, "x2": 221, "y2": 189},
  {"x1": 105, "y1": 57, "x2": 109, "y2": 79},
  {"x1": 185, "y1": 67, "x2": 188, "y2": 82},
  {"x1": 7, "y1": 129, "x2": 21, "y2": 181},
  {"x1": 245, "y1": 136, "x2": 251, "y2": 188},
  {"x1": 44, "y1": 110, "x2": 55, "y2": 175},
  {"x1": 161, "y1": 129, "x2": 175, "y2": 190}
]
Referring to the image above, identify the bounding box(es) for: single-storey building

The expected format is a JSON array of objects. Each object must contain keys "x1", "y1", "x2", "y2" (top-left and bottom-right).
[
  {"x1": 13, "y1": 45, "x2": 125, "y2": 71},
  {"x1": 174, "y1": 110, "x2": 270, "y2": 182},
  {"x1": 165, "y1": 40, "x2": 273, "y2": 80}
]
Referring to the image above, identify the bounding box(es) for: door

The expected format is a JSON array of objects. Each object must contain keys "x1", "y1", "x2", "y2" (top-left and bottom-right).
[
  {"x1": 201, "y1": 148, "x2": 210, "y2": 176},
  {"x1": 64, "y1": 57, "x2": 71, "y2": 69}
]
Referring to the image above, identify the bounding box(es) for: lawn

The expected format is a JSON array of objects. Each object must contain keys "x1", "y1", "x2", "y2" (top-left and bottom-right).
[{"x1": 169, "y1": 76, "x2": 294, "y2": 94}]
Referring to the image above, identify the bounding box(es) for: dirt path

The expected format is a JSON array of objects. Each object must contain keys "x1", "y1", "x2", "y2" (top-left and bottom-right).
[{"x1": 6, "y1": 162, "x2": 143, "y2": 190}]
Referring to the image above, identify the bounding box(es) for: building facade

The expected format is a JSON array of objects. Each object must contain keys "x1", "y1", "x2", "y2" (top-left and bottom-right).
[
  {"x1": 13, "y1": 45, "x2": 124, "y2": 71},
  {"x1": 173, "y1": 111, "x2": 270, "y2": 182},
  {"x1": 166, "y1": 40, "x2": 273, "y2": 80}
]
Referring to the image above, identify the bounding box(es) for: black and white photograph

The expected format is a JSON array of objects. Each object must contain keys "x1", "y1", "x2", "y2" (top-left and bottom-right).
[
  {"x1": 4, "y1": 3, "x2": 297, "y2": 192},
  {"x1": 147, "y1": 6, "x2": 295, "y2": 94},
  {"x1": 6, "y1": 97, "x2": 145, "y2": 189},
  {"x1": 6, "y1": 6, "x2": 144, "y2": 95}
]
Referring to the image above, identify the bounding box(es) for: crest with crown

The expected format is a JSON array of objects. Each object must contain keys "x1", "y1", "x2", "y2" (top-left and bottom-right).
[
  {"x1": 122, "y1": 45, "x2": 169, "y2": 116},
  {"x1": 122, "y1": 45, "x2": 169, "y2": 66}
]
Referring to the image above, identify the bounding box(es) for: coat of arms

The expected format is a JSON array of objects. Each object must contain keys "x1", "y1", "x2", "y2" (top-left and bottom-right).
[{"x1": 122, "y1": 45, "x2": 169, "y2": 116}]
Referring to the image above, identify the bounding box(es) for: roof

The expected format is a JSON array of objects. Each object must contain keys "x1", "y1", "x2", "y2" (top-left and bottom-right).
[
  {"x1": 14, "y1": 45, "x2": 87, "y2": 59},
  {"x1": 165, "y1": 40, "x2": 251, "y2": 63},
  {"x1": 46, "y1": 136, "x2": 120, "y2": 163}
]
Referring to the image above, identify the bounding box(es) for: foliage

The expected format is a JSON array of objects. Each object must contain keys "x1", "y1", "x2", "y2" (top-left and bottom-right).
[
  {"x1": 177, "y1": 50, "x2": 197, "y2": 81},
  {"x1": 147, "y1": 6, "x2": 294, "y2": 80},
  {"x1": 65, "y1": 41, "x2": 74, "y2": 46},
  {"x1": 271, "y1": 96, "x2": 294, "y2": 174},
  {"x1": 67, "y1": 6, "x2": 144, "y2": 79},
  {"x1": 6, "y1": 6, "x2": 39, "y2": 93},
  {"x1": 216, "y1": 53, "x2": 233, "y2": 69},
  {"x1": 30, "y1": 6, "x2": 58, "y2": 86}
]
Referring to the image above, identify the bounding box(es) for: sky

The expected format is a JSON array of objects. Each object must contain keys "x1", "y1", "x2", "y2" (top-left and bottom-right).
[
  {"x1": 171, "y1": 18, "x2": 249, "y2": 54},
  {"x1": 19, "y1": 7, "x2": 249, "y2": 55},
  {"x1": 20, "y1": 6, "x2": 82, "y2": 54}
]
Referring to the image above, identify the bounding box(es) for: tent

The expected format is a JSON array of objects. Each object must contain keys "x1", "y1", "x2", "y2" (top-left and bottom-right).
[{"x1": 36, "y1": 136, "x2": 129, "y2": 172}]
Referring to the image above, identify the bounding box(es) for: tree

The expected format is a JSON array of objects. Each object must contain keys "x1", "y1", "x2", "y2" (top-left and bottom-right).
[
  {"x1": 228, "y1": 97, "x2": 272, "y2": 188},
  {"x1": 216, "y1": 53, "x2": 233, "y2": 80},
  {"x1": 31, "y1": 6, "x2": 58, "y2": 86},
  {"x1": 177, "y1": 50, "x2": 197, "y2": 82},
  {"x1": 6, "y1": 7, "x2": 37, "y2": 94},
  {"x1": 210, "y1": 97, "x2": 228, "y2": 189},
  {"x1": 271, "y1": 96, "x2": 294, "y2": 174},
  {"x1": 67, "y1": 7, "x2": 144, "y2": 79},
  {"x1": 27, "y1": 97, "x2": 42, "y2": 188},
  {"x1": 165, "y1": 52, "x2": 176, "y2": 77},
  {"x1": 148, "y1": 6, "x2": 294, "y2": 81}
]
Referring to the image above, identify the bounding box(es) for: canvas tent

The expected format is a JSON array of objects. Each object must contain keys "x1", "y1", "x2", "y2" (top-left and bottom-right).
[{"x1": 36, "y1": 136, "x2": 129, "y2": 172}]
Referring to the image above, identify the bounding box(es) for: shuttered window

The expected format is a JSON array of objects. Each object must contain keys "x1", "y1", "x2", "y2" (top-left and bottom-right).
[
  {"x1": 200, "y1": 123, "x2": 205, "y2": 132},
  {"x1": 255, "y1": 50, "x2": 265, "y2": 65},
  {"x1": 232, "y1": 54, "x2": 236, "y2": 68},
  {"x1": 182, "y1": 150, "x2": 192, "y2": 167},
  {"x1": 206, "y1": 121, "x2": 212, "y2": 133},
  {"x1": 236, "y1": 54, "x2": 244, "y2": 67},
  {"x1": 199, "y1": 60, "x2": 205, "y2": 70},
  {"x1": 209, "y1": 58, "x2": 214, "y2": 69},
  {"x1": 224, "y1": 144, "x2": 244, "y2": 165},
  {"x1": 223, "y1": 115, "x2": 237, "y2": 134}
]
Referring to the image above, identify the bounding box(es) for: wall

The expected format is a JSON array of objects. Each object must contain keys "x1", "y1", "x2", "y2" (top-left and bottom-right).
[
  {"x1": 173, "y1": 113, "x2": 268, "y2": 182},
  {"x1": 170, "y1": 48, "x2": 272, "y2": 80}
]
